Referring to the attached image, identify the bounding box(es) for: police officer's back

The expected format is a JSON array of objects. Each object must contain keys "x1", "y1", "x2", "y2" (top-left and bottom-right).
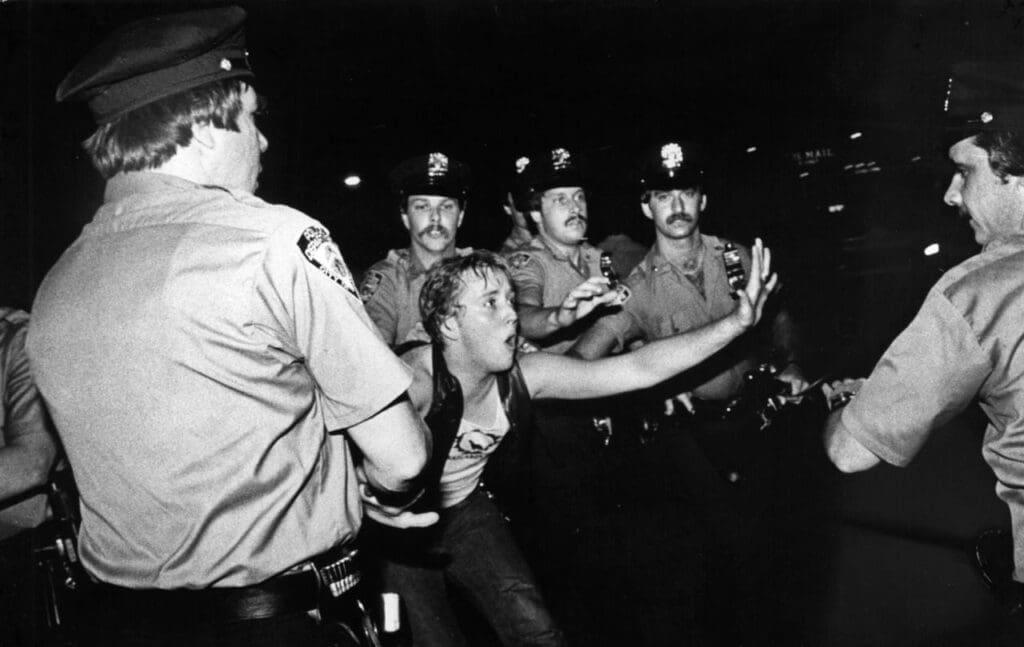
[{"x1": 26, "y1": 7, "x2": 430, "y2": 645}]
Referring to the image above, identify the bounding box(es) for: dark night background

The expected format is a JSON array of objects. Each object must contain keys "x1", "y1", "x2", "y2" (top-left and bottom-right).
[
  {"x1": 3, "y1": 1, "x2": 1024, "y2": 644},
  {"x1": 7, "y1": 0, "x2": 1024, "y2": 375}
]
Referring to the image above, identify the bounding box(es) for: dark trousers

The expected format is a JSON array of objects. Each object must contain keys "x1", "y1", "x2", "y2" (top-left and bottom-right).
[
  {"x1": 374, "y1": 488, "x2": 564, "y2": 647},
  {"x1": 74, "y1": 569, "x2": 374, "y2": 647},
  {"x1": 77, "y1": 607, "x2": 327, "y2": 647}
]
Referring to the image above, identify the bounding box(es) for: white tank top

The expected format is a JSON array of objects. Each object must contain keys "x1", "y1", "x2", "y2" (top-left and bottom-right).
[{"x1": 438, "y1": 388, "x2": 510, "y2": 509}]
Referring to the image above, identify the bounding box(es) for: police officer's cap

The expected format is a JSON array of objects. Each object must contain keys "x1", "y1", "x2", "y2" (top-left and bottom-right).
[
  {"x1": 639, "y1": 141, "x2": 704, "y2": 191},
  {"x1": 57, "y1": 6, "x2": 254, "y2": 125},
  {"x1": 389, "y1": 152, "x2": 471, "y2": 201},
  {"x1": 524, "y1": 146, "x2": 586, "y2": 197},
  {"x1": 945, "y1": 61, "x2": 1024, "y2": 140}
]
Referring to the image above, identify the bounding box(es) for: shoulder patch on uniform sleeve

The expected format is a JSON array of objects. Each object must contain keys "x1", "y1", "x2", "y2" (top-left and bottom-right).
[
  {"x1": 359, "y1": 270, "x2": 385, "y2": 303},
  {"x1": 508, "y1": 252, "x2": 532, "y2": 269},
  {"x1": 297, "y1": 226, "x2": 358, "y2": 296}
]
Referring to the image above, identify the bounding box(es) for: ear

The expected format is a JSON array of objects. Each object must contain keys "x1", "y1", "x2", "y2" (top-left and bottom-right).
[
  {"x1": 456, "y1": 208, "x2": 466, "y2": 229},
  {"x1": 529, "y1": 210, "x2": 542, "y2": 226},
  {"x1": 191, "y1": 122, "x2": 216, "y2": 150},
  {"x1": 400, "y1": 212, "x2": 411, "y2": 232},
  {"x1": 439, "y1": 312, "x2": 460, "y2": 345},
  {"x1": 700, "y1": 194, "x2": 708, "y2": 212},
  {"x1": 640, "y1": 202, "x2": 654, "y2": 221}
]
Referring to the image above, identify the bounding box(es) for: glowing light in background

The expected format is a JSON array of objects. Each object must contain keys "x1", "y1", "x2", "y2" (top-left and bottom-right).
[{"x1": 924, "y1": 243, "x2": 940, "y2": 257}]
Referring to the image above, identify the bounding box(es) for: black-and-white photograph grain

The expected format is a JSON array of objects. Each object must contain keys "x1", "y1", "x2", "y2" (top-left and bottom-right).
[{"x1": 3, "y1": 1, "x2": 1024, "y2": 645}]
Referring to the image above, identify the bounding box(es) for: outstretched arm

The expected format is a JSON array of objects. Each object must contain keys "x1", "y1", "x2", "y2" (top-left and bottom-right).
[
  {"x1": 523, "y1": 239, "x2": 777, "y2": 400},
  {"x1": 569, "y1": 317, "x2": 621, "y2": 359}
]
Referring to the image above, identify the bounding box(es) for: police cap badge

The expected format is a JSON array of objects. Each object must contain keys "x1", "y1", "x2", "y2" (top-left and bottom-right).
[
  {"x1": 389, "y1": 152, "x2": 471, "y2": 201},
  {"x1": 639, "y1": 140, "x2": 704, "y2": 192},
  {"x1": 523, "y1": 146, "x2": 585, "y2": 198}
]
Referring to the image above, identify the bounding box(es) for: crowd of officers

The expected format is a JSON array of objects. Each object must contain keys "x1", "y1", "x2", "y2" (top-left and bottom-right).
[{"x1": 4, "y1": 5, "x2": 1024, "y2": 647}]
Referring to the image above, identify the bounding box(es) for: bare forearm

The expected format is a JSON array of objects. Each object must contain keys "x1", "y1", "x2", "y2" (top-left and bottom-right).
[
  {"x1": 533, "y1": 312, "x2": 748, "y2": 401},
  {"x1": 568, "y1": 325, "x2": 617, "y2": 359},
  {"x1": 626, "y1": 312, "x2": 746, "y2": 385},
  {"x1": 517, "y1": 305, "x2": 563, "y2": 341},
  {"x1": 348, "y1": 396, "x2": 431, "y2": 493}
]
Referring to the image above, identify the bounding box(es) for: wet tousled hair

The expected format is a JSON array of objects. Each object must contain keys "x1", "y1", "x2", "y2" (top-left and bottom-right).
[
  {"x1": 419, "y1": 251, "x2": 514, "y2": 348},
  {"x1": 82, "y1": 78, "x2": 248, "y2": 179},
  {"x1": 973, "y1": 130, "x2": 1024, "y2": 181}
]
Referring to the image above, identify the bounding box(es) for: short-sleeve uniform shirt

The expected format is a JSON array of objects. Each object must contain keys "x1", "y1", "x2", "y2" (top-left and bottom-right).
[
  {"x1": 587, "y1": 234, "x2": 755, "y2": 400},
  {"x1": 506, "y1": 237, "x2": 605, "y2": 355},
  {"x1": 359, "y1": 247, "x2": 472, "y2": 347},
  {"x1": 27, "y1": 173, "x2": 411, "y2": 589},
  {"x1": 838, "y1": 235, "x2": 1024, "y2": 579}
]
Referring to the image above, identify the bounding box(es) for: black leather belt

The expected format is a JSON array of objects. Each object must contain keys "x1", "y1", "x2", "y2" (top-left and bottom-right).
[{"x1": 90, "y1": 544, "x2": 361, "y2": 624}]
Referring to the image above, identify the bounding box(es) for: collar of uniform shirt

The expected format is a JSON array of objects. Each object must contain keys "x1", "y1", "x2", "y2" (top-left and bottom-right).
[
  {"x1": 982, "y1": 234, "x2": 1024, "y2": 253},
  {"x1": 534, "y1": 236, "x2": 592, "y2": 274},
  {"x1": 648, "y1": 243, "x2": 706, "y2": 276}
]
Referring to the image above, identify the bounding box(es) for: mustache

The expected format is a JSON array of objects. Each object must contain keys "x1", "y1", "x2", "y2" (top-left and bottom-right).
[
  {"x1": 418, "y1": 225, "x2": 451, "y2": 237},
  {"x1": 565, "y1": 215, "x2": 588, "y2": 226},
  {"x1": 666, "y1": 212, "x2": 694, "y2": 225}
]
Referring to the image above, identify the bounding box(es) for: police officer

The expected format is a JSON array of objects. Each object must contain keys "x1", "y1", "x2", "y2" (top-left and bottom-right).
[
  {"x1": 499, "y1": 155, "x2": 537, "y2": 253},
  {"x1": 27, "y1": 7, "x2": 432, "y2": 646},
  {"x1": 572, "y1": 140, "x2": 807, "y2": 405},
  {"x1": 506, "y1": 146, "x2": 623, "y2": 355},
  {"x1": 500, "y1": 152, "x2": 644, "y2": 275},
  {"x1": 359, "y1": 152, "x2": 472, "y2": 347},
  {"x1": 824, "y1": 61, "x2": 1024, "y2": 645},
  {"x1": 571, "y1": 140, "x2": 807, "y2": 642}
]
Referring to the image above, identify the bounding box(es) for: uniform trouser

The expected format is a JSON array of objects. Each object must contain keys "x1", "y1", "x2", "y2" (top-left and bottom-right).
[
  {"x1": 377, "y1": 488, "x2": 565, "y2": 647},
  {"x1": 77, "y1": 607, "x2": 327, "y2": 647},
  {"x1": 74, "y1": 551, "x2": 371, "y2": 647}
]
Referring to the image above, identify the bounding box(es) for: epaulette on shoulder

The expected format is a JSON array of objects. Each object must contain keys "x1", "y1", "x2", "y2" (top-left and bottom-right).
[
  {"x1": 359, "y1": 269, "x2": 387, "y2": 302},
  {"x1": 389, "y1": 248, "x2": 412, "y2": 266}
]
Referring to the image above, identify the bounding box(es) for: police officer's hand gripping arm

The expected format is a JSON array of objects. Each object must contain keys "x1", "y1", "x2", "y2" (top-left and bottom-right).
[{"x1": 349, "y1": 397, "x2": 439, "y2": 529}]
